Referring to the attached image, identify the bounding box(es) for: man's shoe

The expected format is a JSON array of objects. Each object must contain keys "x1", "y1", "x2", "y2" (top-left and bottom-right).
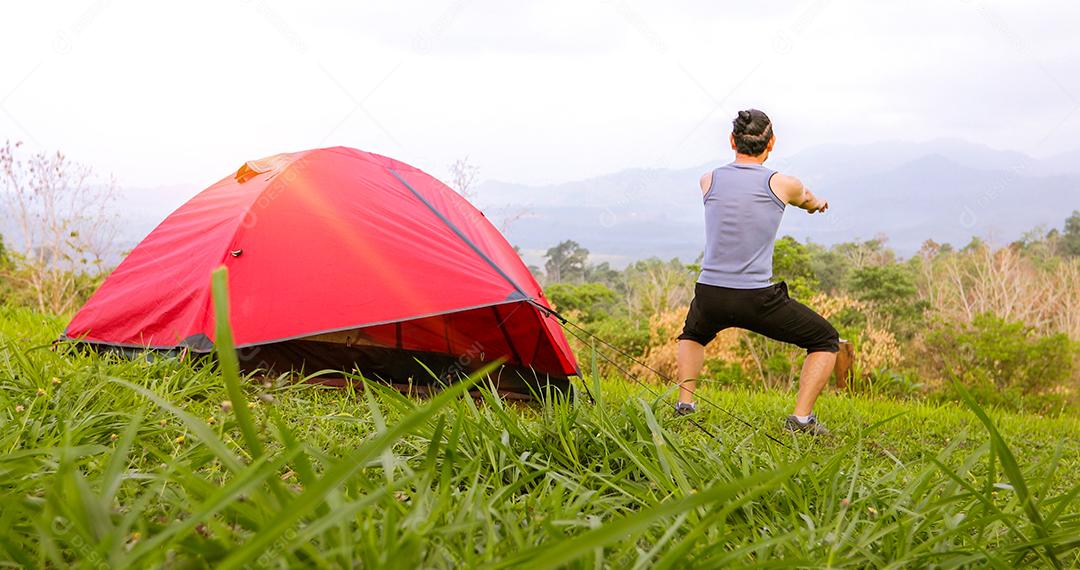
[
  {"x1": 784, "y1": 413, "x2": 830, "y2": 436},
  {"x1": 675, "y1": 402, "x2": 697, "y2": 416}
]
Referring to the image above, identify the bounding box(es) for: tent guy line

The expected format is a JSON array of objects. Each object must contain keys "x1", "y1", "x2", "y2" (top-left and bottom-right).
[
  {"x1": 535, "y1": 302, "x2": 793, "y2": 450},
  {"x1": 388, "y1": 160, "x2": 792, "y2": 447}
]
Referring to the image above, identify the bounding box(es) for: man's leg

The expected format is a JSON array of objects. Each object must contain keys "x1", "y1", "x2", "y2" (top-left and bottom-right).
[
  {"x1": 794, "y1": 351, "x2": 836, "y2": 416},
  {"x1": 676, "y1": 339, "x2": 705, "y2": 404},
  {"x1": 737, "y1": 283, "x2": 839, "y2": 429}
]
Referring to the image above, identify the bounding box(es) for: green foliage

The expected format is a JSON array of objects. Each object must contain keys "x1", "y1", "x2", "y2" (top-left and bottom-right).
[
  {"x1": 583, "y1": 261, "x2": 621, "y2": 288},
  {"x1": 545, "y1": 281, "x2": 618, "y2": 322},
  {"x1": 847, "y1": 263, "x2": 928, "y2": 337},
  {"x1": 0, "y1": 233, "x2": 10, "y2": 303},
  {"x1": 2, "y1": 302, "x2": 1080, "y2": 566},
  {"x1": 0, "y1": 261, "x2": 105, "y2": 314},
  {"x1": 860, "y1": 368, "x2": 926, "y2": 401},
  {"x1": 544, "y1": 239, "x2": 589, "y2": 283},
  {"x1": 701, "y1": 359, "x2": 751, "y2": 387},
  {"x1": 1065, "y1": 210, "x2": 1080, "y2": 257},
  {"x1": 805, "y1": 242, "x2": 850, "y2": 293},
  {"x1": 807, "y1": 238, "x2": 897, "y2": 295},
  {"x1": 848, "y1": 264, "x2": 917, "y2": 306},
  {"x1": 621, "y1": 257, "x2": 695, "y2": 318},
  {"x1": 927, "y1": 313, "x2": 1078, "y2": 414},
  {"x1": 771, "y1": 235, "x2": 819, "y2": 299},
  {"x1": 737, "y1": 333, "x2": 802, "y2": 390},
  {"x1": 584, "y1": 315, "x2": 650, "y2": 359}
]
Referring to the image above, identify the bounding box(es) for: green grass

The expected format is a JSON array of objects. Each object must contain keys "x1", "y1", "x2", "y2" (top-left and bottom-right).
[{"x1": 1, "y1": 273, "x2": 1079, "y2": 568}]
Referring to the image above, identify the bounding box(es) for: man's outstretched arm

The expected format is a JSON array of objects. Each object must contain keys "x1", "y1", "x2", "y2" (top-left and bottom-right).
[{"x1": 770, "y1": 173, "x2": 828, "y2": 213}]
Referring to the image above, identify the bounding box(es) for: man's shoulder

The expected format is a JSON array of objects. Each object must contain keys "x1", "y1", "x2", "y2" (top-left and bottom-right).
[
  {"x1": 699, "y1": 172, "x2": 712, "y2": 193},
  {"x1": 769, "y1": 172, "x2": 802, "y2": 191}
]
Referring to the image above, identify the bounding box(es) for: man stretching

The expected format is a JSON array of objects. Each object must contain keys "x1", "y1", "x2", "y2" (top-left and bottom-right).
[{"x1": 675, "y1": 109, "x2": 838, "y2": 435}]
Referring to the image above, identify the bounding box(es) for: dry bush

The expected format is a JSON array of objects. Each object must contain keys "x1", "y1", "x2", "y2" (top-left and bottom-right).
[
  {"x1": 807, "y1": 292, "x2": 864, "y2": 321},
  {"x1": 807, "y1": 293, "x2": 901, "y2": 374},
  {"x1": 856, "y1": 321, "x2": 902, "y2": 374},
  {"x1": 621, "y1": 260, "x2": 695, "y2": 321},
  {"x1": 912, "y1": 243, "x2": 1080, "y2": 401},
  {"x1": 922, "y1": 244, "x2": 1080, "y2": 339},
  {"x1": 1049, "y1": 260, "x2": 1080, "y2": 339},
  {"x1": 1, "y1": 141, "x2": 118, "y2": 314},
  {"x1": 633, "y1": 307, "x2": 744, "y2": 381}
]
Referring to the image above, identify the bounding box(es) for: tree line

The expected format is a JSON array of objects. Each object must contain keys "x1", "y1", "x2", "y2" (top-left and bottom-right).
[{"x1": 537, "y1": 216, "x2": 1080, "y2": 415}]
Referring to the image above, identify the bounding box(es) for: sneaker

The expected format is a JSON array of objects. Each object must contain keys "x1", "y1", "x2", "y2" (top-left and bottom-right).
[
  {"x1": 675, "y1": 402, "x2": 697, "y2": 416},
  {"x1": 784, "y1": 413, "x2": 830, "y2": 436}
]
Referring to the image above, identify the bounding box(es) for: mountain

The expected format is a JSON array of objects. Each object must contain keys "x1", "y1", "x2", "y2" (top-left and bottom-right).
[
  {"x1": 1041, "y1": 149, "x2": 1080, "y2": 176},
  {"x1": 475, "y1": 140, "x2": 1080, "y2": 266},
  {"x1": 4, "y1": 139, "x2": 1074, "y2": 270}
]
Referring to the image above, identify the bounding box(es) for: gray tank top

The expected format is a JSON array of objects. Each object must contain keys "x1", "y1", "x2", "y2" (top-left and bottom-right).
[{"x1": 698, "y1": 162, "x2": 785, "y2": 289}]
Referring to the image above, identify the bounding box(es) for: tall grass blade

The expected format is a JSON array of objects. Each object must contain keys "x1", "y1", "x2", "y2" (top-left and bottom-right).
[
  {"x1": 217, "y1": 365, "x2": 490, "y2": 569},
  {"x1": 953, "y1": 381, "x2": 1061, "y2": 569},
  {"x1": 210, "y1": 266, "x2": 265, "y2": 459}
]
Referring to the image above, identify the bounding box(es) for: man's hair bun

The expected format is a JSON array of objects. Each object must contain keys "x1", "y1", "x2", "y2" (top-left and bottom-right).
[{"x1": 731, "y1": 109, "x2": 773, "y2": 155}]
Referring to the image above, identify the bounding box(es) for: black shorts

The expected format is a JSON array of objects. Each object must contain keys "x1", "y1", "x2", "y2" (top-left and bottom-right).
[{"x1": 678, "y1": 281, "x2": 839, "y2": 353}]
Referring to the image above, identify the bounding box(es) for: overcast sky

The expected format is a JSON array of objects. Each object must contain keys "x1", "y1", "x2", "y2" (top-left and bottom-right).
[{"x1": 1, "y1": 1, "x2": 1077, "y2": 190}]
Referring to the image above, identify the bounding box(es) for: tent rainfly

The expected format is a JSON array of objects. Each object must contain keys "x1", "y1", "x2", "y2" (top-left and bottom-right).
[{"x1": 63, "y1": 147, "x2": 578, "y2": 396}]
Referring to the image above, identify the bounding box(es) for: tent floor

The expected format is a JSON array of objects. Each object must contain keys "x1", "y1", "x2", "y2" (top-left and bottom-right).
[
  {"x1": 82, "y1": 339, "x2": 571, "y2": 399},
  {"x1": 248, "y1": 340, "x2": 571, "y2": 399}
]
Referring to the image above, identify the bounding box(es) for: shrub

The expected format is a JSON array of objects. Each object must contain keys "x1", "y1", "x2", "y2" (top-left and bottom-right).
[
  {"x1": 925, "y1": 313, "x2": 1078, "y2": 414},
  {"x1": 545, "y1": 282, "x2": 619, "y2": 323},
  {"x1": 571, "y1": 316, "x2": 651, "y2": 378},
  {"x1": 848, "y1": 264, "x2": 928, "y2": 339},
  {"x1": 772, "y1": 236, "x2": 819, "y2": 299}
]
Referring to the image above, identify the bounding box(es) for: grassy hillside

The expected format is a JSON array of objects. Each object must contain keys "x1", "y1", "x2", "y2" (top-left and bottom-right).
[{"x1": 1, "y1": 303, "x2": 1078, "y2": 568}]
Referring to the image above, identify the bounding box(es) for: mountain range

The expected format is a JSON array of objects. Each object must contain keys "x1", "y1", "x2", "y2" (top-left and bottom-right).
[
  {"x1": 18, "y1": 138, "x2": 1074, "y2": 268},
  {"x1": 473, "y1": 138, "x2": 1080, "y2": 266}
]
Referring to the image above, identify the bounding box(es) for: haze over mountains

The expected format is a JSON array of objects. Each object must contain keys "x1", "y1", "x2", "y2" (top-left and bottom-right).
[
  {"x1": 474, "y1": 139, "x2": 1080, "y2": 266},
  {"x1": 78, "y1": 138, "x2": 1080, "y2": 267}
]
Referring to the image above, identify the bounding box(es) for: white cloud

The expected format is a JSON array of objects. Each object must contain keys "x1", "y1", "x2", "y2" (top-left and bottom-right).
[{"x1": 1, "y1": 0, "x2": 1077, "y2": 191}]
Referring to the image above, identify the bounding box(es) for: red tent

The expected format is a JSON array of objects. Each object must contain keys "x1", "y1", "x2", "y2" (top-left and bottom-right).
[{"x1": 64, "y1": 147, "x2": 578, "y2": 395}]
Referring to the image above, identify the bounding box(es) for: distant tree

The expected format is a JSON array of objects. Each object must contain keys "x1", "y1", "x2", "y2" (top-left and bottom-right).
[
  {"x1": 1010, "y1": 225, "x2": 1067, "y2": 269},
  {"x1": 527, "y1": 264, "x2": 544, "y2": 281},
  {"x1": 544, "y1": 240, "x2": 589, "y2": 283},
  {"x1": 848, "y1": 264, "x2": 927, "y2": 337},
  {"x1": 447, "y1": 156, "x2": 479, "y2": 200},
  {"x1": 621, "y1": 258, "x2": 695, "y2": 318},
  {"x1": 962, "y1": 236, "x2": 987, "y2": 253},
  {"x1": 1065, "y1": 210, "x2": 1080, "y2": 257},
  {"x1": 833, "y1": 236, "x2": 895, "y2": 270},
  {"x1": 917, "y1": 239, "x2": 950, "y2": 258},
  {"x1": 583, "y1": 261, "x2": 621, "y2": 289},
  {"x1": 0, "y1": 140, "x2": 118, "y2": 313},
  {"x1": 772, "y1": 236, "x2": 819, "y2": 299},
  {"x1": 545, "y1": 282, "x2": 618, "y2": 322},
  {"x1": 448, "y1": 155, "x2": 529, "y2": 233},
  {"x1": 806, "y1": 242, "x2": 849, "y2": 294}
]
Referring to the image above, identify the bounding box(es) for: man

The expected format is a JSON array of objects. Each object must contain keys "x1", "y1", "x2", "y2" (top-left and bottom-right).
[{"x1": 675, "y1": 108, "x2": 838, "y2": 435}]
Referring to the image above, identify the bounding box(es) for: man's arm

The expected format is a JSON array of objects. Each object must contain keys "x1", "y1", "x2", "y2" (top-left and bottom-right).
[{"x1": 770, "y1": 173, "x2": 828, "y2": 213}]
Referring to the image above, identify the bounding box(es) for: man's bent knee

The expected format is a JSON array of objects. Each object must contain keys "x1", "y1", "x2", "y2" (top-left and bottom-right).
[
  {"x1": 677, "y1": 332, "x2": 712, "y2": 346},
  {"x1": 801, "y1": 322, "x2": 840, "y2": 354}
]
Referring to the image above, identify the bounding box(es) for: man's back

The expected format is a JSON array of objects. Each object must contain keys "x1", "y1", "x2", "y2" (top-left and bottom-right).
[
  {"x1": 676, "y1": 108, "x2": 837, "y2": 436},
  {"x1": 698, "y1": 163, "x2": 785, "y2": 289}
]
